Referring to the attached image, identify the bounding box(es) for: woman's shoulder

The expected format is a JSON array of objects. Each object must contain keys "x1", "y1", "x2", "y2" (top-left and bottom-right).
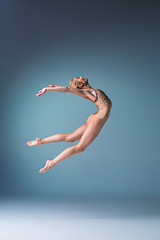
[
  {"x1": 93, "y1": 88, "x2": 104, "y2": 95},
  {"x1": 95, "y1": 88, "x2": 109, "y2": 100},
  {"x1": 92, "y1": 88, "x2": 102, "y2": 91},
  {"x1": 96, "y1": 88, "x2": 112, "y2": 105},
  {"x1": 91, "y1": 88, "x2": 103, "y2": 98}
]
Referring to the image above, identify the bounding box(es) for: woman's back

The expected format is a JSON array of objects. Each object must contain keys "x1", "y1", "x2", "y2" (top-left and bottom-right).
[{"x1": 93, "y1": 88, "x2": 112, "y2": 109}]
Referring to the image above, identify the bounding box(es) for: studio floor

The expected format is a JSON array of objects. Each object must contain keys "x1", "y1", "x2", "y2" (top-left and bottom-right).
[{"x1": 0, "y1": 198, "x2": 160, "y2": 240}]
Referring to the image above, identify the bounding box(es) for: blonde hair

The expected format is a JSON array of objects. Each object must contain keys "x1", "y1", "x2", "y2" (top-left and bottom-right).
[{"x1": 69, "y1": 78, "x2": 82, "y2": 89}]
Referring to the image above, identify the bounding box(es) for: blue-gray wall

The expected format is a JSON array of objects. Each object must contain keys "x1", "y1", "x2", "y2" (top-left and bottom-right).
[{"x1": 1, "y1": 0, "x2": 160, "y2": 200}]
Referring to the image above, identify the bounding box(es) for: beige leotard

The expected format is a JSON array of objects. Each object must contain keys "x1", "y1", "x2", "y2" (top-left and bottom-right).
[{"x1": 90, "y1": 88, "x2": 112, "y2": 122}]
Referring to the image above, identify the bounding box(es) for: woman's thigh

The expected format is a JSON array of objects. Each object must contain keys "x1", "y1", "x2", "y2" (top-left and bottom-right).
[{"x1": 76, "y1": 118, "x2": 105, "y2": 151}]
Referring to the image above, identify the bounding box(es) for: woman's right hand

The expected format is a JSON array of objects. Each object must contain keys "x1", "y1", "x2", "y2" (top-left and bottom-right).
[
  {"x1": 36, "y1": 87, "x2": 47, "y2": 97},
  {"x1": 36, "y1": 84, "x2": 57, "y2": 97}
]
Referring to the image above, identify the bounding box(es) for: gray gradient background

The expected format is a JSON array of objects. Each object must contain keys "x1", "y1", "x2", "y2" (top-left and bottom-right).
[{"x1": 1, "y1": 0, "x2": 160, "y2": 201}]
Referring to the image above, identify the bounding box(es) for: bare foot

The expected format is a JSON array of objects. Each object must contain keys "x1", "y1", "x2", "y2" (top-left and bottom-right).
[
  {"x1": 27, "y1": 137, "x2": 43, "y2": 147},
  {"x1": 39, "y1": 160, "x2": 55, "y2": 173}
]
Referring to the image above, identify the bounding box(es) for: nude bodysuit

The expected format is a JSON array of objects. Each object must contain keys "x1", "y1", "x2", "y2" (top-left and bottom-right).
[{"x1": 91, "y1": 88, "x2": 112, "y2": 122}]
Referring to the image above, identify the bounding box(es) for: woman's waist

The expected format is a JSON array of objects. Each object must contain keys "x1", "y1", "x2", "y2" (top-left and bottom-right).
[{"x1": 95, "y1": 105, "x2": 111, "y2": 121}]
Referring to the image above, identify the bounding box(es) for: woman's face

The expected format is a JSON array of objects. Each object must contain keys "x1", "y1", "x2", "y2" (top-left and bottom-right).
[{"x1": 75, "y1": 76, "x2": 88, "y2": 85}]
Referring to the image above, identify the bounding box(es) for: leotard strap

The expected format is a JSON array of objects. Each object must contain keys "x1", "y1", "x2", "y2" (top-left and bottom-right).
[
  {"x1": 93, "y1": 88, "x2": 98, "y2": 102},
  {"x1": 97, "y1": 97, "x2": 107, "y2": 107}
]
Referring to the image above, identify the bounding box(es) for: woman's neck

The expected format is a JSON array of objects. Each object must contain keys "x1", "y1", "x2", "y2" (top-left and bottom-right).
[{"x1": 82, "y1": 84, "x2": 92, "y2": 89}]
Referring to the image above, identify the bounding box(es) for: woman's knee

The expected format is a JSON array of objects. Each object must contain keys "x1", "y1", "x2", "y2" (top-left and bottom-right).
[
  {"x1": 75, "y1": 144, "x2": 86, "y2": 153},
  {"x1": 65, "y1": 134, "x2": 76, "y2": 142}
]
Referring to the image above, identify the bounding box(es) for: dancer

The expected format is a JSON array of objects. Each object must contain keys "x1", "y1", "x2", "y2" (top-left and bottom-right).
[{"x1": 27, "y1": 76, "x2": 112, "y2": 173}]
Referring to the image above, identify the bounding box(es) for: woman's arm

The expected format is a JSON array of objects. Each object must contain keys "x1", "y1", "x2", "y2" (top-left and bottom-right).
[
  {"x1": 66, "y1": 87, "x2": 96, "y2": 102},
  {"x1": 36, "y1": 84, "x2": 68, "y2": 97},
  {"x1": 36, "y1": 84, "x2": 96, "y2": 102},
  {"x1": 47, "y1": 84, "x2": 68, "y2": 92}
]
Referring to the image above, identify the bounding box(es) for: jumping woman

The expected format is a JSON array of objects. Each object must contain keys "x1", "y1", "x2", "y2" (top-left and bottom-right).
[{"x1": 27, "y1": 76, "x2": 112, "y2": 173}]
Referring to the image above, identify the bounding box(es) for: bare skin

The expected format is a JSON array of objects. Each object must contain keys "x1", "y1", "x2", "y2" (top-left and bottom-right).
[{"x1": 27, "y1": 76, "x2": 111, "y2": 173}]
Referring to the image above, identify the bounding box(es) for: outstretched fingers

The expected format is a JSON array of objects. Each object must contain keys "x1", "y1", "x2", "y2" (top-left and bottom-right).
[
  {"x1": 36, "y1": 88, "x2": 47, "y2": 97},
  {"x1": 36, "y1": 91, "x2": 44, "y2": 97}
]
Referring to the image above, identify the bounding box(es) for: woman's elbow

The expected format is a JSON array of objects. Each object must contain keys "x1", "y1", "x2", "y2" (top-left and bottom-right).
[{"x1": 66, "y1": 87, "x2": 70, "y2": 93}]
